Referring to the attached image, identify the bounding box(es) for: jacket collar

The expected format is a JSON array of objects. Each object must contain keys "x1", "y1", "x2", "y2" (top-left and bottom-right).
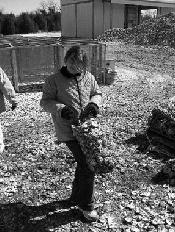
[{"x1": 60, "y1": 66, "x2": 81, "y2": 78}]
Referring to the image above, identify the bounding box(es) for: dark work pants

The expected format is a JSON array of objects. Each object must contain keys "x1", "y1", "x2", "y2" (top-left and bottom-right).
[{"x1": 65, "y1": 140, "x2": 95, "y2": 211}]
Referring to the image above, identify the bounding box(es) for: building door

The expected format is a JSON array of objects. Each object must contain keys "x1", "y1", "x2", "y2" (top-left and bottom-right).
[{"x1": 124, "y1": 5, "x2": 139, "y2": 28}]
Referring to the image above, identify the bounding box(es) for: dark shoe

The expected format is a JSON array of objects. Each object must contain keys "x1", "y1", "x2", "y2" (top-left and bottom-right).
[
  {"x1": 69, "y1": 197, "x2": 78, "y2": 207},
  {"x1": 78, "y1": 207, "x2": 99, "y2": 222}
]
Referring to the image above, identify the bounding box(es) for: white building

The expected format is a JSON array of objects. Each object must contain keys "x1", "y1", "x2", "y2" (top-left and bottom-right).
[{"x1": 61, "y1": 0, "x2": 175, "y2": 39}]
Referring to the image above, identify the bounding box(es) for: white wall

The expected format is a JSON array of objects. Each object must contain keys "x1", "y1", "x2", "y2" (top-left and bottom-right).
[
  {"x1": 77, "y1": 2, "x2": 93, "y2": 38},
  {"x1": 61, "y1": 0, "x2": 125, "y2": 38},
  {"x1": 61, "y1": 4, "x2": 76, "y2": 37},
  {"x1": 104, "y1": 2, "x2": 111, "y2": 32},
  {"x1": 111, "y1": 3, "x2": 125, "y2": 28},
  {"x1": 94, "y1": 0, "x2": 103, "y2": 38},
  {"x1": 94, "y1": 1, "x2": 125, "y2": 37}
]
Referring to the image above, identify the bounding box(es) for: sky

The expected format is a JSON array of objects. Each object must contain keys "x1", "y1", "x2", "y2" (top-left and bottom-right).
[{"x1": 0, "y1": 0, "x2": 60, "y2": 15}]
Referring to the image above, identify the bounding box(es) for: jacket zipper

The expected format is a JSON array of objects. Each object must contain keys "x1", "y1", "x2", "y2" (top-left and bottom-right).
[{"x1": 74, "y1": 77, "x2": 83, "y2": 112}]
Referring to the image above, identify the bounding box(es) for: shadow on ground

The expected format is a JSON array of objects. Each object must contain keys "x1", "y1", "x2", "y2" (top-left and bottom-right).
[
  {"x1": 0, "y1": 199, "x2": 83, "y2": 232},
  {"x1": 151, "y1": 171, "x2": 171, "y2": 186},
  {"x1": 125, "y1": 132, "x2": 149, "y2": 153},
  {"x1": 125, "y1": 132, "x2": 175, "y2": 187}
]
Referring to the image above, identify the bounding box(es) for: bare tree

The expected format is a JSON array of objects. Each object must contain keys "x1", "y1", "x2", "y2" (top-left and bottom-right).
[
  {"x1": 39, "y1": 0, "x2": 60, "y2": 13},
  {"x1": 0, "y1": 7, "x2": 4, "y2": 14}
]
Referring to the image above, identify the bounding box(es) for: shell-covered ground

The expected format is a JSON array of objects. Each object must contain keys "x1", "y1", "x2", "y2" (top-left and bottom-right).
[{"x1": 0, "y1": 42, "x2": 175, "y2": 231}]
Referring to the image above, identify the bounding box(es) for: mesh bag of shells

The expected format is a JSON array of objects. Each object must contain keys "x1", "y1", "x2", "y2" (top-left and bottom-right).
[{"x1": 72, "y1": 118, "x2": 114, "y2": 174}]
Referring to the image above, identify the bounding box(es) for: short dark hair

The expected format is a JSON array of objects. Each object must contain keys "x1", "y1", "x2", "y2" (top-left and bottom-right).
[
  {"x1": 64, "y1": 46, "x2": 81, "y2": 63},
  {"x1": 64, "y1": 45, "x2": 88, "y2": 70}
]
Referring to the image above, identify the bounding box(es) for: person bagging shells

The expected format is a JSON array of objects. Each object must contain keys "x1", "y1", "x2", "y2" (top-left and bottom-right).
[
  {"x1": 40, "y1": 45, "x2": 111, "y2": 222},
  {"x1": 0, "y1": 67, "x2": 18, "y2": 154}
]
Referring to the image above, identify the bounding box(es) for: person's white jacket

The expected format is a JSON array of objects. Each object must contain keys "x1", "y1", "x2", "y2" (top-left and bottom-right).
[
  {"x1": 40, "y1": 69, "x2": 102, "y2": 142},
  {"x1": 0, "y1": 67, "x2": 17, "y2": 114},
  {"x1": 0, "y1": 67, "x2": 17, "y2": 153}
]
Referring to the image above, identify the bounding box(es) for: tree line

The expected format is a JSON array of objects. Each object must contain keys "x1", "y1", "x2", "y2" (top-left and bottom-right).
[{"x1": 0, "y1": 2, "x2": 61, "y2": 35}]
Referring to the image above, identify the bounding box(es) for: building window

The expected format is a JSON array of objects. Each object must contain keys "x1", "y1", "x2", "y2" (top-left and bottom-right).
[
  {"x1": 124, "y1": 5, "x2": 158, "y2": 28},
  {"x1": 140, "y1": 8, "x2": 158, "y2": 23}
]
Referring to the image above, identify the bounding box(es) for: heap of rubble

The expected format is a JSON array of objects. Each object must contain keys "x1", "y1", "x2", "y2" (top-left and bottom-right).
[{"x1": 98, "y1": 12, "x2": 175, "y2": 48}]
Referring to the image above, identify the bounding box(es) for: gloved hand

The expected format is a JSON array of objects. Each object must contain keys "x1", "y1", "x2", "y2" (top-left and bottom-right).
[
  {"x1": 80, "y1": 102, "x2": 99, "y2": 122},
  {"x1": 61, "y1": 106, "x2": 77, "y2": 121},
  {"x1": 11, "y1": 102, "x2": 17, "y2": 111}
]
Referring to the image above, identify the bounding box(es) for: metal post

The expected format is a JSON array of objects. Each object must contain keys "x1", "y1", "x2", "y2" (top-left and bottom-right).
[{"x1": 11, "y1": 48, "x2": 19, "y2": 92}]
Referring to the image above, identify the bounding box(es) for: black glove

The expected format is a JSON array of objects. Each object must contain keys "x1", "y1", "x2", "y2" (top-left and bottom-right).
[
  {"x1": 80, "y1": 102, "x2": 99, "y2": 121},
  {"x1": 11, "y1": 103, "x2": 17, "y2": 111},
  {"x1": 61, "y1": 106, "x2": 76, "y2": 120}
]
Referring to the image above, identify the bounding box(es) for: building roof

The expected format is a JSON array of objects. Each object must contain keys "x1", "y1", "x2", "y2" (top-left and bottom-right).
[{"x1": 111, "y1": 0, "x2": 175, "y2": 7}]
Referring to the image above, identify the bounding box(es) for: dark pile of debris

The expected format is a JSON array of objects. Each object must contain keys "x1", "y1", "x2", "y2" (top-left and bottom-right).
[{"x1": 98, "y1": 12, "x2": 175, "y2": 48}]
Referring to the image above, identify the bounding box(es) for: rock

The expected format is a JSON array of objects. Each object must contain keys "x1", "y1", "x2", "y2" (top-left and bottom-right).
[
  {"x1": 107, "y1": 215, "x2": 119, "y2": 229},
  {"x1": 151, "y1": 218, "x2": 165, "y2": 226},
  {"x1": 131, "y1": 227, "x2": 140, "y2": 232},
  {"x1": 124, "y1": 217, "x2": 133, "y2": 224},
  {"x1": 126, "y1": 203, "x2": 135, "y2": 210},
  {"x1": 165, "y1": 218, "x2": 173, "y2": 226}
]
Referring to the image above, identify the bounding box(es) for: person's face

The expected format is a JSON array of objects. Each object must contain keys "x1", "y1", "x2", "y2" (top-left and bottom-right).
[{"x1": 65, "y1": 54, "x2": 84, "y2": 75}]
